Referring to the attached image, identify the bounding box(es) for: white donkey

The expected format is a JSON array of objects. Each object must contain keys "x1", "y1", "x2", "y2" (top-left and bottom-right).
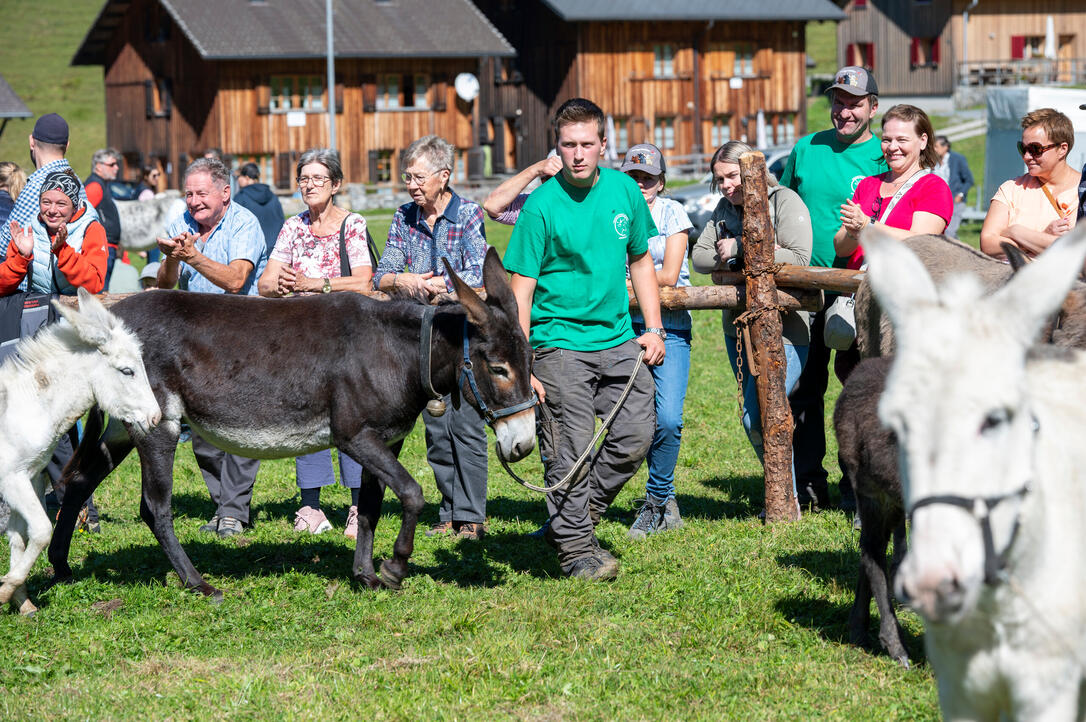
[
  {"x1": 866, "y1": 227, "x2": 1086, "y2": 721},
  {"x1": 0, "y1": 288, "x2": 160, "y2": 615}
]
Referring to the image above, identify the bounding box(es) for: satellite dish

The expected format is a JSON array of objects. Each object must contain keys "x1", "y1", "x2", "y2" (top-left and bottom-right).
[{"x1": 455, "y1": 73, "x2": 480, "y2": 102}]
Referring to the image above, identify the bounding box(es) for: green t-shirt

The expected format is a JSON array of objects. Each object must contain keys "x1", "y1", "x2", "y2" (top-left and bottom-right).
[
  {"x1": 503, "y1": 168, "x2": 655, "y2": 351},
  {"x1": 779, "y1": 130, "x2": 886, "y2": 268}
]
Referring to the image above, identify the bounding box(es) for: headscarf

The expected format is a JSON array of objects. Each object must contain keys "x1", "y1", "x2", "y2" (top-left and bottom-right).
[{"x1": 39, "y1": 169, "x2": 82, "y2": 209}]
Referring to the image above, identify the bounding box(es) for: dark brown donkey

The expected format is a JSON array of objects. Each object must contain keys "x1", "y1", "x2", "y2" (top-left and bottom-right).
[{"x1": 49, "y1": 249, "x2": 536, "y2": 597}]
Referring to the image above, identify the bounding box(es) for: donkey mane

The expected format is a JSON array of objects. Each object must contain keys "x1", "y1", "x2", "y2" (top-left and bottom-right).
[{"x1": 6, "y1": 322, "x2": 91, "y2": 375}]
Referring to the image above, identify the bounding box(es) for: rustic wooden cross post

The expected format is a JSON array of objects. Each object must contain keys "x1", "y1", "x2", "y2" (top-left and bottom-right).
[{"x1": 738, "y1": 150, "x2": 799, "y2": 522}]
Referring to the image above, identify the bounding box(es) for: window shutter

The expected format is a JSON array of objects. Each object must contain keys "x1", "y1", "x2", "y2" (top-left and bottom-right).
[
  {"x1": 368, "y1": 149, "x2": 378, "y2": 183},
  {"x1": 362, "y1": 74, "x2": 376, "y2": 112},
  {"x1": 1011, "y1": 35, "x2": 1025, "y2": 60},
  {"x1": 277, "y1": 152, "x2": 292, "y2": 190},
  {"x1": 335, "y1": 81, "x2": 344, "y2": 114},
  {"x1": 144, "y1": 80, "x2": 155, "y2": 118},
  {"x1": 865, "y1": 43, "x2": 875, "y2": 70},
  {"x1": 256, "y1": 80, "x2": 270, "y2": 115},
  {"x1": 854, "y1": 0, "x2": 867, "y2": 6},
  {"x1": 845, "y1": 43, "x2": 856, "y2": 67},
  {"x1": 433, "y1": 74, "x2": 447, "y2": 111},
  {"x1": 910, "y1": 37, "x2": 920, "y2": 66},
  {"x1": 932, "y1": 38, "x2": 941, "y2": 65},
  {"x1": 162, "y1": 79, "x2": 172, "y2": 117}
]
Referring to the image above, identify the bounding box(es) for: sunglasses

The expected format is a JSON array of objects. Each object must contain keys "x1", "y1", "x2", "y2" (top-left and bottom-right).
[{"x1": 1017, "y1": 141, "x2": 1060, "y2": 158}]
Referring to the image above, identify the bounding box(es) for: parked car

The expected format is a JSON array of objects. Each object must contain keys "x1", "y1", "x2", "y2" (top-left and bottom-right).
[
  {"x1": 671, "y1": 145, "x2": 794, "y2": 236},
  {"x1": 109, "y1": 180, "x2": 140, "y2": 201}
]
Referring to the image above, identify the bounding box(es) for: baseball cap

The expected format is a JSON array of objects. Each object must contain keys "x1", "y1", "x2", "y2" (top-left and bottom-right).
[
  {"x1": 32, "y1": 113, "x2": 69, "y2": 145},
  {"x1": 620, "y1": 143, "x2": 666, "y2": 175},
  {"x1": 140, "y1": 262, "x2": 161, "y2": 285},
  {"x1": 827, "y1": 66, "x2": 879, "y2": 97}
]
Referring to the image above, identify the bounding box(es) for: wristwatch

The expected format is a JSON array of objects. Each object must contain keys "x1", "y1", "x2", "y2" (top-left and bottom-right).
[
  {"x1": 645, "y1": 327, "x2": 667, "y2": 341},
  {"x1": 322, "y1": 278, "x2": 332, "y2": 294}
]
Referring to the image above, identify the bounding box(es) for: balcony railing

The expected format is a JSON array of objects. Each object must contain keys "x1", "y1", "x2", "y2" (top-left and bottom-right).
[{"x1": 958, "y1": 58, "x2": 1086, "y2": 86}]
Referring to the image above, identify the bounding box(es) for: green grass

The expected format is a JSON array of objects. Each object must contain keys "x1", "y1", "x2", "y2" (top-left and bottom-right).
[{"x1": 806, "y1": 21, "x2": 838, "y2": 77}]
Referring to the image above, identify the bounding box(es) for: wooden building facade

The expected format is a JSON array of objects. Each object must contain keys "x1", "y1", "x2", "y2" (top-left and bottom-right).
[
  {"x1": 474, "y1": 0, "x2": 845, "y2": 173},
  {"x1": 838, "y1": 0, "x2": 1086, "y2": 96},
  {"x1": 72, "y1": 0, "x2": 513, "y2": 189}
]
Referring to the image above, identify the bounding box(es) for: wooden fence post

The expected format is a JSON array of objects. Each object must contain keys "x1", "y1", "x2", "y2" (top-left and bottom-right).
[{"x1": 738, "y1": 151, "x2": 799, "y2": 523}]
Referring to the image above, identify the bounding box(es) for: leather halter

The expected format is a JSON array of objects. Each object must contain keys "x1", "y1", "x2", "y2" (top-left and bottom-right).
[
  {"x1": 457, "y1": 317, "x2": 537, "y2": 425},
  {"x1": 419, "y1": 306, "x2": 446, "y2": 417}
]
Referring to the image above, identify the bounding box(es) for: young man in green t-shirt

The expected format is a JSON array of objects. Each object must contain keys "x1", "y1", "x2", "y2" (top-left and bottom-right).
[
  {"x1": 778, "y1": 65, "x2": 886, "y2": 512},
  {"x1": 504, "y1": 98, "x2": 666, "y2": 581}
]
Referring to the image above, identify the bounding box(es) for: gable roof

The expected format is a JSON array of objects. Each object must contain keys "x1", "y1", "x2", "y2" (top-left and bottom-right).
[
  {"x1": 540, "y1": 0, "x2": 845, "y2": 22},
  {"x1": 0, "y1": 74, "x2": 32, "y2": 120},
  {"x1": 73, "y1": 0, "x2": 515, "y2": 66}
]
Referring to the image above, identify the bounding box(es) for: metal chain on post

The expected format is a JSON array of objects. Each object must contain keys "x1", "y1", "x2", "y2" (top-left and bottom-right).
[
  {"x1": 731, "y1": 259, "x2": 787, "y2": 427},
  {"x1": 733, "y1": 324, "x2": 746, "y2": 425}
]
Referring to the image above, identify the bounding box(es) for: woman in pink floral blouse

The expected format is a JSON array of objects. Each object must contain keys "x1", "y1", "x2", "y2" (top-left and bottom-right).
[{"x1": 258, "y1": 148, "x2": 373, "y2": 539}]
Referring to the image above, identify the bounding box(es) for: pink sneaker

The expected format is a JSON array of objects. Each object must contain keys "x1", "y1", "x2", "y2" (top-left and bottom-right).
[
  {"x1": 293, "y1": 506, "x2": 332, "y2": 534},
  {"x1": 344, "y1": 506, "x2": 359, "y2": 540}
]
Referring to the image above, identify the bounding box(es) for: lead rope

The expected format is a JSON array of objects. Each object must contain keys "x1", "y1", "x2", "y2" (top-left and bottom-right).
[{"x1": 497, "y1": 349, "x2": 645, "y2": 494}]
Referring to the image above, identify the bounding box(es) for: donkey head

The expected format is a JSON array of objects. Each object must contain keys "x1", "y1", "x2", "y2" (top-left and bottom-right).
[
  {"x1": 445, "y1": 248, "x2": 536, "y2": 463},
  {"x1": 54, "y1": 288, "x2": 161, "y2": 437},
  {"x1": 865, "y1": 227, "x2": 1086, "y2": 623}
]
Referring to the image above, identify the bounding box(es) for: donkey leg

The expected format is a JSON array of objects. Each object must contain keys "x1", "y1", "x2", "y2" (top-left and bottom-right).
[
  {"x1": 49, "y1": 414, "x2": 134, "y2": 583},
  {"x1": 137, "y1": 435, "x2": 222, "y2": 600},
  {"x1": 860, "y1": 508, "x2": 909, "y2": 667},
  {"x1": 0, "y1": 475, "x2": 53, "y2": 606},
  {"x1": 351, "y1": 468, "x2": 384, "y2": 589}
]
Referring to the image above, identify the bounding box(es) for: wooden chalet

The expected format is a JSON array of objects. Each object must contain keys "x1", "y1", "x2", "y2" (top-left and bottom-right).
[
  {"x1": 837, "y1": 0, "x2": 1086, "y2": 96},
  {"x1": 71, "y1": 0, "x2": 515, "y2": 189},
  {"x1": 473, "y1": 0, "x2": 845, "y2": 173}
]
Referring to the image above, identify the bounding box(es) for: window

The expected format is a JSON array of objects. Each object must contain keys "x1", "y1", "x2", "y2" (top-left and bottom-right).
[
  {"x1": 145, "y1": 77, "x2": 172, "y2": 118},
  {"x1": 911, "y1": 37, "x2": 941, "y2": 68},
  {"x1": 845, "y1": 42, "x2": 875, "y2": 70},
  {"x1": 773, "y1": 113, "x2": 796, "y2": 145},
  {"x1": 654, "y1": 44, "x2": 675, "y2": 77},
  {"x1": 613, "y1": 117, "x2": 630, "y2": 152},
  {"x1": 1011, "y1": 35, "x2": 1045, "y2": 60},
  {"x1": 733, "y1": 44, "x2": 754, "y2": 76},
  {"x1": 853, "y1": 0, "x2": 867, "y2": 7},
  {"x1": 655, "y1": 117, "x2": 675, "y2": 150},
  {"x1": 377, "y1": 74, "x2": 400, "y2": 109},
  {"x1": 269, "y1": 76, "x2": 324, "y2": 112},
  {"x1": 374, "y1": 149, "x2": 394, "y2": 183},
  {"x1": 402, "y1": 74, "x2": 430, "y2": 108},
  {"x1": 710, "y1": 115, "x2": 731, "y2": 149}
]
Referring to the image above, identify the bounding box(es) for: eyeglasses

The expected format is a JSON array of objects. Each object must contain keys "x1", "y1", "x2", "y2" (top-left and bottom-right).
[
  {"x1": 401, "y1": 170, "x2": 440, "y2": 186},
  {"x1": 296, "y1": 175, "x2": 332, "y2": 187},
  {"x1": 103, "y1": 161, "x2": 119, "y2": 168},
  {"x1": 1017, "y1": 141, "x2": 1060, "y2": 158}
]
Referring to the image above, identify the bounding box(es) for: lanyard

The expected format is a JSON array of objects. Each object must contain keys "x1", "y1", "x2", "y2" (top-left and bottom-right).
[{"x1": 877, "y1": 169, "x2": 931, "y2": 223}]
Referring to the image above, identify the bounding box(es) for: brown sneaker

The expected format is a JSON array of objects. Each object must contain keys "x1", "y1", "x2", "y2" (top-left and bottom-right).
[
  {"x1": 425, "y1": 520, "x2": 455, "y2": 537},
  {"x1": 457, "y1": 522, "x2": 486, "y2": 540}
]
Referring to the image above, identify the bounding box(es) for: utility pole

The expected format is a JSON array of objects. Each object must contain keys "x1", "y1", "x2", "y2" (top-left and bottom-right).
[{"x1": 326, "y1": 0, "x2": 336, "y2": 150}]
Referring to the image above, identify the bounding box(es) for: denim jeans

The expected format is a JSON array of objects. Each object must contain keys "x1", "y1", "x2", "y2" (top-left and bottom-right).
[
  {"x1": 295, "y1": 449, "x2": 363, "y2": 490},
  {"x1": 725, "y1": 335, "x2": 808, "y2": 496},
  {"x1": 632, "y1": 323, "x2": 691, "y2": 500}
]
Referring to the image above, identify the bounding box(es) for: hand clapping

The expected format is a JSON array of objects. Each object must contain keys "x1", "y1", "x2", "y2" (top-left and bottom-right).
[
  {"x1": 156, "y1": 232, "x2": 198, "y2": 262},
  {"x1": 8, "y1": 221, "x2": 33, "y2": 258},
  {"x1": 50, "y1": 224, "x2": 68, "y2": 254},
  {"x1": 840, "y1": 199, "x2": 869, "y2": 235}
]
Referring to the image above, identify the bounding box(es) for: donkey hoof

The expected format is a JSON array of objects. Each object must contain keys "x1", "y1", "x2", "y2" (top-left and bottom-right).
[
  {"x1": 377, "y1": 560, "x2": 403, "y2": 590},
  {"x1": 356, "y1": 574, "x2": 383, "y2": 590},
  {"x1": 0, "y1": 582, "x2": 16, "y2": 605},
  {"x1": 18, "y1": 598, "x2": 38, "y2": 616}
]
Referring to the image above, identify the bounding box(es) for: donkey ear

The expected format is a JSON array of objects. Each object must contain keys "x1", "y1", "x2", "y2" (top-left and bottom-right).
[
  {"x1": 480, "y1": 247, "x2": 517, "y2": 315},
  {"x1": 443, "y1": 258, "x2": 490, "y2": 329},
  {"x1": 993, "y1": 225, "x2": 1086, "y2": 340},
  {"x1": 1001, "y1": 242, "x2": 1030, "y2": 273},
  {"x1": 863, "y1": 227, "x2": 938, "y2": 337},
  {"x1": 52, "y1": 288, "x2": 114, "y2": 348}
]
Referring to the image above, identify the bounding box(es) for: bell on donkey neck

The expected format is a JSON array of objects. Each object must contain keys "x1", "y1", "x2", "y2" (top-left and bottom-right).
[{"x1": 426, "y1": 398, "x2": 447, "y2": 417}]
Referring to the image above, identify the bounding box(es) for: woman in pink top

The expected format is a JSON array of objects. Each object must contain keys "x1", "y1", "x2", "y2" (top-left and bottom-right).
[
  {"x1": 834, "y1": 104, "x2": 953, "y2": 268},
  {"x1": 980, "y1": 107, "x2": 1078, "y2": 260}
]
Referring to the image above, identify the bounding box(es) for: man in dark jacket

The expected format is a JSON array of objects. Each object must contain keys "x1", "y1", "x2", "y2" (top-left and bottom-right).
[
  {"x1": 85, "y1": 148, "x2": 123, "y2": 287},
  {"x1": 233, "y1": 163, "x2": 284, "y2": 254},
  {"x1": 934, "y1": 136, "x2": 974, "y2": 239}
]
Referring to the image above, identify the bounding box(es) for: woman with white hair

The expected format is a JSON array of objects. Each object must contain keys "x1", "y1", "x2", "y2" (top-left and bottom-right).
[
  {"x1": 258, "y1": 148, "x2": 373, "y2": 539},
  {"x1": 372, "y1": 135, "x2": 490, "y2": 540}
]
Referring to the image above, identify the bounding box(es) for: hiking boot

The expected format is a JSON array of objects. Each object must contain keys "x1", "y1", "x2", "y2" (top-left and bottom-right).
[
  {"x1": 217, "y1": 516, "x2": 244, "y2": 537},
  {"x1": 457, "y1": 521, "x2": 485, "y2": 540},
  {"x1": 75, "y1": 505, "x2": 100, "y2": 534},
  {"x1": 659, "y1": 496, "x2": 684, "y2": 532},
  {"x1": 344, "y1": 506, "x2": 359, "y2": 541},
  {"x1": 425, "y1": 520, "x2": 456, "y2": 537},
  {"x1": 566, "y1": 553, "x2": 619, "y2": 581},
  {"x1": 199, "y1": 515, "x2": 220, "y2": 534},
  {"x1": 628, "y1": 494, "x2": 666, "y2": 540},
  {"x1": 293, "y1": 506, "x2": 332, "y2": 534}
]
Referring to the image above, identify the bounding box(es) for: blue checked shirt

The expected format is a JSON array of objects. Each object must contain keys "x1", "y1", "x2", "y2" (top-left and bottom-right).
[
  {"x1": 0, "y1": 159, "x2": 95, "y2": 255},
  {"x1": 164, "y1": 201, "x2": 267, "y2": 295},
  {"x1": 373, "y1": 190, "x2": 488, "y2": 291}
]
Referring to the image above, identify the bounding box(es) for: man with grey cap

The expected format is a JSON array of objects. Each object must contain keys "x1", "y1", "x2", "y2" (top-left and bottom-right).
[
  {"x1": 0, "y1": 113, "x2": 95, "y2": 256},
  {"x1": 778, "y1": 65, "x2": 886, "y2": 512}
]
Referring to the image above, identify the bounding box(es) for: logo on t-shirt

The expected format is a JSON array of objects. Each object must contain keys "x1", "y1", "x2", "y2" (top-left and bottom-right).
[
  {"x1": 613, "y1": 213, "x2": 630, "y2": 240},
  {"x1": 851, "y1": 175, "x2": 865, "y2": 193}
]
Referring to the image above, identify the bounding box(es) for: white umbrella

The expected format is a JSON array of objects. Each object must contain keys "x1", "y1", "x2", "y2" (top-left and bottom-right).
[
  {"x1": 756, "y1": 110, "x2": 768, "y2": 149},
  {"x1": 1044, "y1": 15, "x2": 1057, "y2": 60}
]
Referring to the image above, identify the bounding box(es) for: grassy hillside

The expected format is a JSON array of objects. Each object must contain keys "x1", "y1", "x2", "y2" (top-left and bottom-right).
[{"x1": 0, "y1": 0, "x2": 106, "y2": 178}]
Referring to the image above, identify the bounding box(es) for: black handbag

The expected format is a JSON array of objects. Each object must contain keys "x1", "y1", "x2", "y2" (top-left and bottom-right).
[{"x1": 338, "y1": 215, "x2": 382, "y2": 278}]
